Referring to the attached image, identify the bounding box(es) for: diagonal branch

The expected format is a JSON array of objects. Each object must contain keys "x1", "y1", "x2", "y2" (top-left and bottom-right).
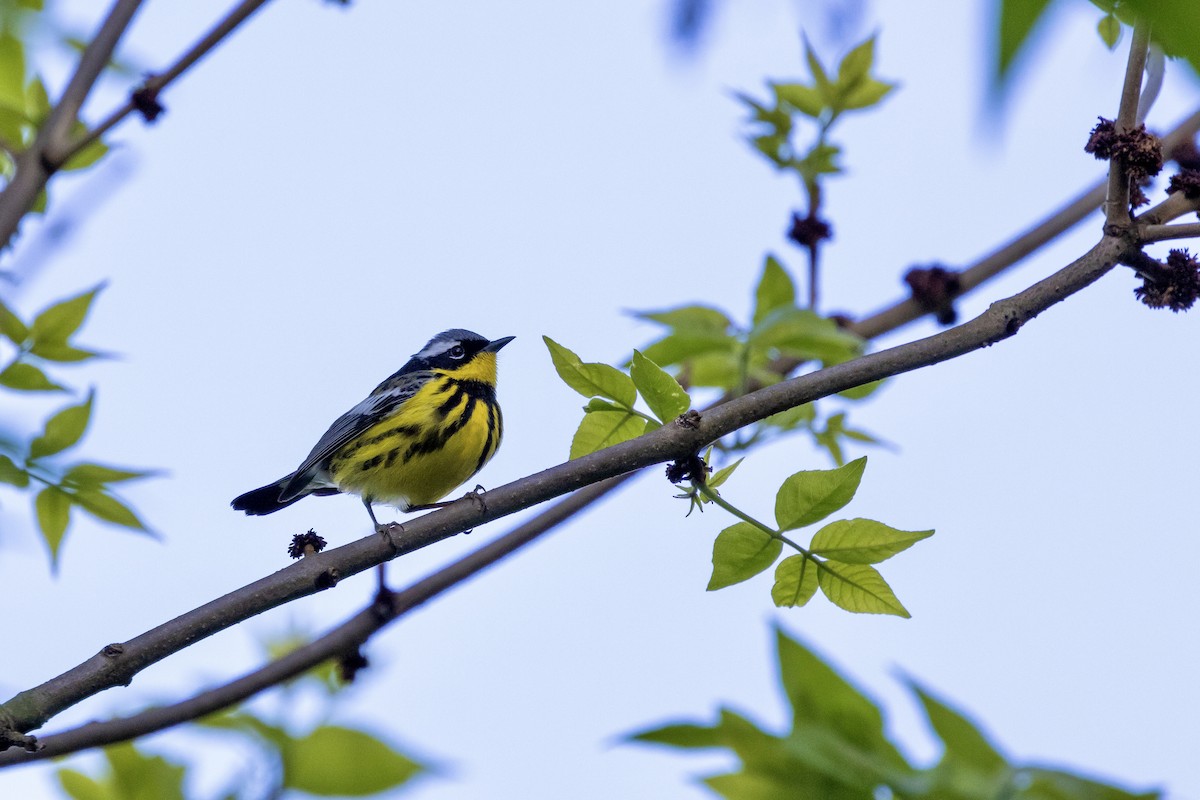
[
  {"x1": 1103, "y1": 20, "x2": 1151, "y2": 228},
  {"x1": 0, "y1": 227, "x2": 1141, "y2": 764}
]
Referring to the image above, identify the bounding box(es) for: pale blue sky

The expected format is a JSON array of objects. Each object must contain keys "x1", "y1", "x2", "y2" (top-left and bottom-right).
[{"x1": 2, "y1": 1, "x2": 1198, "y2": 798}]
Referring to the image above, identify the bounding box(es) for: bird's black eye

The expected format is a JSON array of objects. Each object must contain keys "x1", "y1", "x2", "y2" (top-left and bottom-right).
[{"x1": 448, "y1": 345, "x2": 466, "y2": 359}]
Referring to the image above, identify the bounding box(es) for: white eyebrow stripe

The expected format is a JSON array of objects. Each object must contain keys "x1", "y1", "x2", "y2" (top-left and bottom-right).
[{"x1": 415, "y1": 338, "x2": 458, "y2": 360}]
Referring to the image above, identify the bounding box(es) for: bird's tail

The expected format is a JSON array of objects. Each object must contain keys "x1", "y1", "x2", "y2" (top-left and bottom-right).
[{"x1": 232, "y1": 476, "x2": 305, "y2": 516}]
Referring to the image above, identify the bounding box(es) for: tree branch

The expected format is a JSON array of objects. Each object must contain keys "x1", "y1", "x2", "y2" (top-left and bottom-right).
[
  {"x1": 1141, "y1": 222, "x2": 1200, "y2": 243},
  {"x1": 0, "y1": 0, "x2": 145, "y2": 249},
  {"x1": 0, "y1": 227, "x2": 1140, "y2": 763},
  {"x1": 1103, "y1": 21, "x2": 1150, "y2": 228},
  {"x1": 59, "y1": 0, "x2": 275, "y2": 165}
]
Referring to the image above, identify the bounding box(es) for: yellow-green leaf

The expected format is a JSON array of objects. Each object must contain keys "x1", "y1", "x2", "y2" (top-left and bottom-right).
[
  {"x1": 707, "y1": 457, "x2": 743, "y2": 491},
  {"x1": 635, "y1": 304, "x2": 732, "y2": 334},
  {"x1": 752, "y1": 255, "x2": 796, "y2": 326},
  {"x1": 73, "y1": 489, "x2": 148, "y2": 531},
  {"x1": 1097, "y1": 14, "x2": 1121, "y2": 49},
  {"x1": 63, "y1": 462, "x2": 154, "y2": 486},
  {"x1": 36, "y1": 486, "x2": 71, "y2": 566},
  {"x1": 30, "y1": 284, "x2": 103, "y2": 346},
  {"x1": 772, "y1": 554, "x2": 819, "y2": 607},
  {"x1": 630, "y1": 350, "x2": 690, "y2": 422},
  {"x1": 810, "y1": 519, "x2": 933, "y2": 564},
  {"x1": 775, "y1": 457, "x2": 866, "y2": 531},
  {"x1": 0, "y1": 297, "x2": 28, "y2": 343},
  {"x1": 0, "y1": 361, "x2": 64, "y2": 391},
  {"x1": 569, "y1": 407, "x2": 644, "y2": 459},
  {"x1": 282, "y1": 725, "x2": 424, "y2": 796},
  {"x1": 0, "y1": 453, "x2": 28, "y2": 487},
  {"x1": 0, "y1": 34, "x2": 25, "y2": 111},
  {"x1": 817, "y1": 562, "x2": 909, "y2": 617},
  {"x1": 30, "y1": 392, "x2": 93, "y2": 458},
  {"x1": 708, "y1": 522, "x2": 782, "y2": 590},
  {"x1": 544, "y1": 335, "x2": 636, "y2": 406}
]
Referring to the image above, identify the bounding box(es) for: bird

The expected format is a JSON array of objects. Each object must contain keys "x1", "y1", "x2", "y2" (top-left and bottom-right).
[{"x1": 232, "y1": 329, "x2": 514, "y2": 530}]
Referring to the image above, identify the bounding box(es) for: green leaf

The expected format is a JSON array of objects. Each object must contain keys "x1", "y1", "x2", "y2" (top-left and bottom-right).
[
  {"x1": 996, "y1": 0, "x2": 1055, "y2": 83},
  {"x1": 841, "y1": 77, "x2": 896, "y2": 111},
  {"x1": 62, "y1": 122, "x2": 108, "y2": 171},
  {"x1": 836, "y1": 36, "x2": 875, "y2": 88},
  {"x1": 751, "y1": 306, "x2": 862, "y2": 363},
  {"x1": 762, "y1": 403, "x2": 815, "y2": 431},
  {"x1": 30, "y1": 284, "x2": 103, "y2": 347},
  {"x1": 1097, "y1": 13, "x2": 1121, "y2": 49},
  {"x1": 0, "y1": 453, "x2": 29, "y2": 487},
  {"x1": 28, "y1": 340, "x2": 101, "y2": 362},
  {"x1": 0, "y1": 297, "x2": 28, "y2": 343},
  {"x1": 810, "y1": 519, "x2": 933, "y2": 564},
  {"x1": 36, "y1": 486, "x2": 71, "y2": 566},
  {"x1": 282, "y1": 725, "x2": 425, "y2": 796},
  {"x1": 703, "y1": 771, "x2": 794, "y2": 800},
  {"x1": 30, "y1": 392, "x2": 93, "y2": 458},
  {"x1": 569, "y1": 407, "x2": 644, "y2": 459},
  {"x1": 817, "y1": 562, "x2": 909, "y2": 617},
  {"x1": 803, "y1": 37, "x2": 834, "y2": 102},
  {"x1": 55, "y1": 769, "x2": 108, "y2": 800},
  {"x1": 774, "y1": 627, "x2": 902, "y2": 758},
  {"x1": 0, "y1": 361, "x2": 64, "y2": 391},
  {"x1": 1121, "y1": 0, "x2": 1200, "y2": 77},
  {"x1": 1021, "y1": 766, "x2": 1161, "y2": 800},
  {"x1": 635, "y1": 304, "x2": 732, "y2": 334},
  {"x1": 73, "y1": 489, "x2": 148, "y2": 531},
  {"x1": 771, "y1": 555, "x2": 818, "y2": 607},
  {"x1": 640, "y1": 330, "x2": 735, "y2": 368},
  {"x1": 686, "y1": 350, "x2": 741, "y2": 389},
  {"x1": 707, "y1": 457, "x2": 743, "y2": 491},
  {"x1": 794, "y1": 142, "x2": 843, "y2": 182},
  {"x1": 630, "y1": 350, "x2": 690, "y2": 422},
  {"x1": 907, "y1": 679, "x2": 1008, "y2": 772},
  {"x1": 772, "y1": 82, "x2": 824, "y2": 118},
  {"x1": 0, "y1": 34, "x2": 25, "y2": 111},
  {"x1": 708, "y1": 522, "x2": 782, "y2": 590},
  {"x1": 543, "y1": 336, "x2": 636, "y2": 406},
  {"x1": 25, "y1": 75, "x2": 49, "y2": 123},
  {"x1": 838, "y1": 378, "x2": 884, "y2": 400},
  {"x1": 627, "y1": 721, "x2": 724, "y2": 749},
  {"x1": 62, "y1": 462, "x2": 154, "y2": 489},
  {"x1": 752, "y1": 255, "x2": 796, "y2": 326},
  {"x1": 775, "y1": 457, "x2": 866, "y2": 531},
  {"x1": 105, "y1": 741, "x2": 187, "y2": 800}
]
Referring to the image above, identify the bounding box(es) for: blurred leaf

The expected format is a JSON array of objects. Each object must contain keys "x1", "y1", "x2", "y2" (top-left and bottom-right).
[
  {"x1": 0, "y1": 33, "x2": 25, "y2": 111},
  {"x1": 627, "y1": 721, "x2": 724, "y2": 749},
  {"x1": 773, "y1": 82, "x2": 824, "y2": 118},
  {"x1": 838, "y1": 378, "x2": 884, "y2": 400},
  {"x1": 282, "y1": 725, "x2": 425, "y2": 796},
  {"x1": 751, "y1": 306, "x2": 862, "y2": 363},
  {"x1": 775, "y1": 457, "x2": 866, "y2": 531},
  {"x1": 55, "y1": 769, "x2": 107, "y2": 800},
  {"x1": 73, "y1": 489, "x2": 148, "y2": 531},
  {"x1": 0, "y1": 297, "x2": 28, "y2": 342},
  {"x1": 569, "y1": 407, "x2": 644, "y2": 459},
  {"x1": 0, "y1": 453, "x2": 29, "y2": 487},
  {"x1": 708, "y1": 521, "x2": 782, "y2": 590},
  {"x1": 63, "y1": 462, "x2": 153, "y2": 487},
  {"x1": 687, "y1": 350, "x2": 741, "y2": 389},
  {"x1": 28, "y1": 340, "x2": 101, "y2": 362},
  {"x1": 752, "y1": 255, "x2": 796, "y2": 326},
  {"x1": 36, "y1": 485, "x2": 70, "y2": 567},
  {"x1": 707, "y1": 457, "x2": 743, "y2": 491},
  {"x1": 544, "y1": 336, "x2": 636, "y2": 406},
  {"x1": 704, "y1": 771, "x2": 796, "y2": 800},
  {"x1": 817, "y1": 562, "x2": 909, "y2": 617},
  {"x1": 30, "y1": 391, "x2": 93, "y2": 458},
  {"x1": 640, "y1": 330, "x2": 734, "y2": 368},
  {"x1": 1097, "y1": 13, "x2": 1121, "y2": 49},
  {"x1": 908, "y1": 679, "x2": 1008, "y2": 772},
  {"x1": 810, "y1": 519, "x2": 933, "y2": 564},
  {"x1": 771, "y1": 554, "x2": 818, "y2": 607},
  {"x1": 30, "y1": 284, "x2": 103, "y2": 346},
  {"x1": 842, "y1": 77, "x2": 896, "y2": 111},
  {"x1": 794, "y1": 142, "x2": 843, "y2": 182},
  {"x1": 25, "y1": 75, "x2": 49, "y2": 123},
  {"x1": 996, "y1": 0, "x2": 1054, "y2": 84},
  {"x1": 104, "y1": 741, "x2": 187, "y2": 800},
  {"x1": 762, "y1": 403, "x2": 815, "y2": 431},
  {"x1": 0, "y1": 360, "x2": 64, "y2": 391},
  {"x1": 1021, "y1": 766, "x2": 1161, "y2": 800},
  {"x1": 774, "y1": 628, "x2": 901, "y2": 755},
  {"x1": 636, "y1": 304, "x2": 733, "y2": 333},
  {"x1": 62, "y1": 122, "x2": 108, "y2": 171},
  {"x1": 1121, "y1": 0, "x2": 1200, "y2": 76},
  {"x1": 630, "y1": 350, "x2": 690, "y2": 422},
  {"x1": 803, "y1": 36, "x2": 834, "y2": 102},
  {"x1": 197, "y1": 710, "x2": 292, "y2": 751}
]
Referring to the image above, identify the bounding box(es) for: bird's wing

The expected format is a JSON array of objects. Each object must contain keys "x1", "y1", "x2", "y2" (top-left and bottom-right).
[{"x1": 280, "y1": 372, "x2": 430, "y2": 500}]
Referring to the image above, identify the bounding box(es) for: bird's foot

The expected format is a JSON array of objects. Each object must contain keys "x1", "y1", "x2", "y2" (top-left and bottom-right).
[{"x1": 375, "y1": 521, "x2": 404, "y2": 554}]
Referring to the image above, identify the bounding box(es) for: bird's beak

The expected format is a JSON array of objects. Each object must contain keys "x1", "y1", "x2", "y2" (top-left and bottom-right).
[{"x1": 484, "y1": 336, "x2": 515, "y2": 353}]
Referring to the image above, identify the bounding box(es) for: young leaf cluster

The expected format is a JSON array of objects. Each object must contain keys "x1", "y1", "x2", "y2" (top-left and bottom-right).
[
  {"x1": 629, "y1": 628, "x2": 1160, "y2": 800},
  {"x1": 737, "y1": 35, "x2": 894, "y2": 191},
  {"x1": 54, "y1": 630, "x2": 429, "y2": 800},
  {"x1": 0, "y1": 286, "x2": 153, "y2": 568},
  {"x1": 544, "y1": 336, "x2": 692, "y2": 459},
  {"x1": 692, "y1": 456, "x2": 930, "y2": 617},
  {"x1": 638, "y1": 255, "x2": 880, "y2": 464}
]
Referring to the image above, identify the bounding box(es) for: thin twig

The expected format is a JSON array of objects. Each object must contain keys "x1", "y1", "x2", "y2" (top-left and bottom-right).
[
  {"x1": 1141, "y1": 222, "x2": 1200, "y2": 243},
  {"x1": 61, "y1": 0, "x2": 274, "y2": 164},
  {"x1": 1104, "y1": 21, "x2": 1151, "y2": 227}
]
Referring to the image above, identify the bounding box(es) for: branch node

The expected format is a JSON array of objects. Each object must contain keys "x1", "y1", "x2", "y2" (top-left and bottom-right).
[
  {"x1": 665, "y1": 453, "x2": 708, "y2": 485},
  {"x1": 0, "y1": 729, "x2": 40, "y2": 754},
  {"x1": 314, "y1": 568, "x2": 341, "y2": 590},
  {"x1": 787, "y1": 211, "x2": 832, "y2": 249},
  {"x1": 903, "y1": 264, "x2": 961, "y2": 325},
  {"x1": 1125, "y1": 248, "x2": 1200, "y2": 311},
  {"x1": 336, "y1": 648, "x2": 369, "y2": 683},
  {"x1": 675, "y1": 409, "x2": 702, "y2": 429},
  {"x1": 131, "y1": 79, "x2": 166, "y2": 123},
  {"x1": 101, "y1": 643, "x2": 125, "y2": 658}
]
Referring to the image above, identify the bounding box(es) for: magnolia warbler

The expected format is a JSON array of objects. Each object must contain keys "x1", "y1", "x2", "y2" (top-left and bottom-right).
[{"x1": 232, "y1": 329, "x2": 514, "y2": 528}]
